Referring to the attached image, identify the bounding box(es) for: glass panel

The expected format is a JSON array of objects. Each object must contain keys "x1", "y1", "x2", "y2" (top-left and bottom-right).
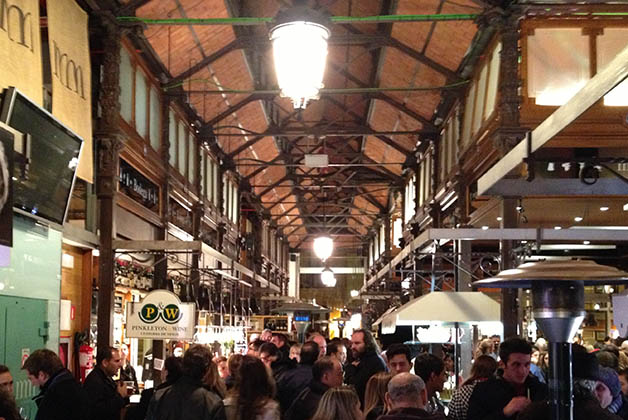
[
  {"x1": 599, "y1": 29, "x2": 628, "y2": 106},
  {"x1": 134, "y1": 70, "x2": 148, "y2": 138},
  {"x1": 119, "y1": 47, "x2": 133, "y2": 122},
  {"x1": 418, "y1": 164, "x2": 425, "y2": 207},
  {"x1": 200, "y1": 154, "x2": 206, "y2": 196},
  {"x1": 446, "y1": 119, "x2": 454, "y2": 174},
  {"x1": 149, "y1": 87, "x2": 161, "y2": 151},
  {"x1": 213, "y1": 164, "x2": 219, "y2": 207},
  {"x1": 439, "y1": 129, "x2": 446, "y2": 184},
  {"x1": 233, "y1": 184, "x2": 239, "y2": 224},
  {"x1": 177, "y1": 122, "x2": 186, "y2": 175},
  {"x1": 378, "y1": 224, "x2": 385, "y2": 254},
  {"x1": 223, "y1": 176, "x2": 228, "y2": 214},
  {"x1": 473, "y1": 64, "x2": 489, "y2": 134},
  {"x1": 188, "y1": 136, "x2": 196, "y2": 184},
  {"x1": 168, "y1": 111, "x2": 176, "y2": 167},
  {"x1": 528, "y1": 28, "x2": 589, "y2": 106},
  {"x1": 485, "y1": 42, "x2": 501, "y2": 119},
  {"x1": 461, "y1": 82, "x2": 476, "y2": 147},
  {"x1": 426, "y1": 155, "x2": 432, "y2": 199},
  {"x1": 393, "y1": 218, "x2": 402, "y2": 249},
  {"x1": 205, "y1": 156, "x2": 214, "y2": 202},
  {"x1": 448, "y1": 110, "x2": 457, "y2": 171}
]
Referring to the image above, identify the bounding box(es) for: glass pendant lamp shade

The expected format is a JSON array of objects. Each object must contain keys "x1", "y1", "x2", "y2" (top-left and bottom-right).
[
  {"x1": 321, "y1": 267, "x2": 336, "y2": 287},
  {"x1": 270, "y1": 17, "x2": 330, "y2": 109},
  {"x1": 313, "y1": 235, "x2": 333, "y2": 261}
]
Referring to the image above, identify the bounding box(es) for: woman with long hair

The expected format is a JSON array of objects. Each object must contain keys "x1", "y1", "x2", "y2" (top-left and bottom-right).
[
  {"x1": 363, "y1": 372, "x2": 393, "y2": 420},
  {"x1": 311, "y1": 386, "x2": 363, "y2": 420},
  {"x1": 225, "y1": 353, "x2": 243, "y2": 390},
  {"x1": 447, "y1": 355, "x2": 498, "y2": 420},
  {"x1": 224, "y1": 355, "x2": 279, "y2": 420},
  {"x1": 203, "y1": 359, "x2": 227, "y2": 399}
]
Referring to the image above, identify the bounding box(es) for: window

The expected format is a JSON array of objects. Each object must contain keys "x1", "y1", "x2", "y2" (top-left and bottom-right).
[
  {"x1": 404, "y1": 175, "x2": 416, "y2": 224},
  {"x1": 149, "y1": 87, "x2": 161, "y2": 151},
  {"x1": 461, "y1": 82, "x2": 476, "y2": 146},
  {"x1": 188, "y1": 136, "x2": 196, "y2": 184},
  {"x1": 119, "y1": 48, "x2": 133, "y2": 122},
  {"x1": 200, "y1": 154, "x2": 206, "y2": 196},
  {"x1": 598, "y1": 28, "x2": 628, "y2": 106},
  {"x1": 528, "y1": 28, "x2": 589, "y2": 106},
  {"x1": 120, "y1": 46, "x2": 161, "y2": 149},
  {"x1": 379, "y1": 224, "x2": 386, "y2": 255},
  {"x1": 177, "y1": 122, "x2": 187, "y2": 176},
  {"x1": 393, "y1": 218, "x2": 402, "y2": 248},
  {"x1": 484, "y1": 43, "x2": 501, "y2": 119},
  {"x1": 213, "y1": 163, "x2": 219, "y2": 207},
  {"x1": 135, "y1": 70, "x2": 148, "y2": 138},
  {"x1": 473, "y1": 64, "x2": 488, "y2": 134},
  {"x1": 168, "y1": 110, "x2": 176, "y2": 167}
]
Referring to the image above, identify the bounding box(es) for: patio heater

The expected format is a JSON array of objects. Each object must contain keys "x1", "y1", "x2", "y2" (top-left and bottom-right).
[{"x1": 474, "y1": 259, "x2": 628, "y2": 420}]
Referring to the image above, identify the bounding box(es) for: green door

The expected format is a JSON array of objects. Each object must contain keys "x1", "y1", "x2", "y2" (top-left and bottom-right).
[{"x1": 0, "y1": 295, "x2": 48, "y2": 417}]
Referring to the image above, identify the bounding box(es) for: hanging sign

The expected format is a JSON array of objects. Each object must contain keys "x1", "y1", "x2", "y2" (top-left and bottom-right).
[
  {"x1": 0, "y1": 0, "x2": 43, "y2": 105},
  {"x1": 46, "y1": 0, "x2": 93, "y2": 183},
  {"x1": 119, "y1": 159, "x2": 160, "y2": 212},
  {"x1": 126, "y1": 290, "x2": 196, "y2": 340}
]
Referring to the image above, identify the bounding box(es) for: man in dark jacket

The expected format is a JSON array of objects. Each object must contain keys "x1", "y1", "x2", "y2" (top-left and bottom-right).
[
  {"x1": 414, "y1": 353, "x2": 446, "y2": 416},
  {"x1": 260, "y1": 342, "x2": 295, "y2": 384},
  {"x1": 286, "y1": 356, "x2": 344, "y2": 420},
  {"x1": 345, "y1": 328, "x2": 387, "y2": 406},
  {"x1": 23, "y1": 348, "x2": 88, "y2": 420},
  {"x1": 518, "y1": 347, "x2": 622, "y2": 420},
  {"x1": 277, "y1": 341, "x2": 320, "y2": 412},
  {"x1": 467, "y1": 338, "x2": 548, "y2": 420},
  {"x1": 272, "y1": 333, "x2": 291, "y2": 362},
  {"x1": 146, "y1": 344, "x2": 225, "y2": 420},
  {"x1": 83, "y1": 346, "x2": 129, "y2": 420},
  {"x1": 378, "y1": 372, "x2": 445, "y2": 420}
]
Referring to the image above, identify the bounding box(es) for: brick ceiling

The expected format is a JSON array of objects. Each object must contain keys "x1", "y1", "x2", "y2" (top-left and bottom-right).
[{"x1": 132, "y1": 0, "x2": 481, "y2": 250}]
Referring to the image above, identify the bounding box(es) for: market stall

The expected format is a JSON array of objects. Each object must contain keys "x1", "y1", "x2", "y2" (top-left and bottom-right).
[{"x1": 381, "y1": 291, "x2": 502, "y2": 389}]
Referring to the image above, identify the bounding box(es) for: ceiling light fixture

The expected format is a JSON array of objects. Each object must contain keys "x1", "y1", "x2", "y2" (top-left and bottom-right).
[
  {"x1": 270, "y1": 4, "x2": 331, "y2": 109},
  {"x1": 350, "y1": 290, "x2": 359, "y2": 298},
  {"x1": 574, "y1": 216, "x2": 583, "y2": 222},
  {"x1": 496, "y1": 217, "x2": 503, "y2": 222},
  {"x1": 600, "y1": 206, "x2": 609, "y2": 212},
  {"x1": 321, "y1": 266, "x2": 336, "y2": 287},
  {"x1": 313, "y1": 235, "x2": 333, "y2": 261},
  {"x1": 554, "y1": 226, "x2": 562, "y2": 230}
]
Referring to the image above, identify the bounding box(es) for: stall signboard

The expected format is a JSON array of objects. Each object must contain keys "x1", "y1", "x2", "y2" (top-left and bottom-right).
[{"x1": 126, "y1": 290, "x2": 195, "y2": 340}]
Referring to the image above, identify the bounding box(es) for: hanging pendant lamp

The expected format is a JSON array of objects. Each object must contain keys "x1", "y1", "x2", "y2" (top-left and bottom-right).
[{"x1": 270, "y1": 4, "x2": 331, "y2": 109}]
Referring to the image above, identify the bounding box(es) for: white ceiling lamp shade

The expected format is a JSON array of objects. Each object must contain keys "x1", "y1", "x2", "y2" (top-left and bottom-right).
[
  {"x1": 313, "y1": 235, "x2": 333, "y2": 261},
  {"x1": 321, "y1": 266, "x2": 336, "y2": 287},
  {"x1": 270, "y1": 6, "x2": 331, "y2": 109}
]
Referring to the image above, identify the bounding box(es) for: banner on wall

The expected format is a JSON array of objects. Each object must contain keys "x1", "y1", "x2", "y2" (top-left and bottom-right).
[
  {"x1": 46, "y1": 0, "x2": 93, "y2": 183},
  {"x1": 126, "y1": 290, "x2": 196, "y2": 340},
  {"x1": 0, "y1": 0, "x2": 43, "y2": 105}
]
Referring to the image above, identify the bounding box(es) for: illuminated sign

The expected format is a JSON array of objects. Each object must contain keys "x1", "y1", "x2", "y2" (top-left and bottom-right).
[{"x1": 126, "y1": 290, "x2": 195, "y2": 340}]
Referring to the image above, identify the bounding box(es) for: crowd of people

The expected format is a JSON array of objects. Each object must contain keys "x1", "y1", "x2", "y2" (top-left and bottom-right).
[{"x1": 2, "y1": 330, "x2": 628, "y2": 420}]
